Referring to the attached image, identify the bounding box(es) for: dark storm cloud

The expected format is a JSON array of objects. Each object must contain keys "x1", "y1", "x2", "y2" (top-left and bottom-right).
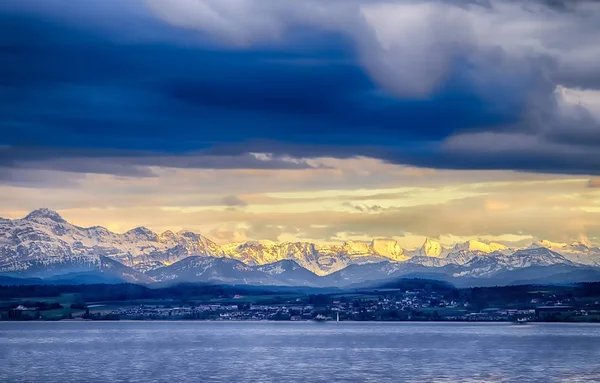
[
  {"x1": 538, "y1": 0, "x2": 588, "y2": 11},
  {"x1": 0, "y1": 0, "x2": 599, "y2": 179},
  {"x1": 0, "y1": 167, "x2": 83, "y2": 188},
  {"x1": 0, "y1": 147, "x2": 318, "y2": 178}
]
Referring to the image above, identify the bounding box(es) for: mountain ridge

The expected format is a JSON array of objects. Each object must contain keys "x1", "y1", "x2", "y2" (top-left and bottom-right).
[{"x1": 2, "y1": 209, "x2": 600, "y2": 287}]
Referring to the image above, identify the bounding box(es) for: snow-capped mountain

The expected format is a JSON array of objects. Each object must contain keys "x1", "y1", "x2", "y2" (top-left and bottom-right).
[
  {"x1": 370, "y1": 239, "x2": 407, "y2": 260},
  {"x1": 451, "y1": 247, "x2": 573, "y2": 278},
  {"x1": 436, "y1": 240, "x2": 511, "y2": 265},
  {"x1": 2, "y1": 209, "x2": 600, "y2": 287},
  {"x1": 407, "y1": 238, "x2": 450, "y2": 258},
  {"x1": 322, "y1": 248, "x2": 578, "y2": 287},
  {"x1": 403, "y1": 239, "x2": 507, "y2": 266},
  {"x1": 0, "y1": 209, "x2": 414, "y2": 278},
  {"x1": 222, "y1": 240, "x2": 282, "y2": 265},
  {"x1": 451, "y1": 240, "x2": 508, "y2": 254},
  {"x1": 0, "y1": 208, "x2": 225, "y2": 275},
  {"x1": 405, "y1": 239, "x2": 508, "y2": 262},
  {"x1": 531, "y1": 240, "x2": 600, "y2": 266},
  {"x1": 223, "y1": 239, "x2": 409, "y2": 275}
]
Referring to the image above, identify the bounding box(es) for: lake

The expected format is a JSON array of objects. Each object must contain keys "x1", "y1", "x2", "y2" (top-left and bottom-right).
[{"x1": 1, "y1": 322, "x2": 600, "y2": 382}]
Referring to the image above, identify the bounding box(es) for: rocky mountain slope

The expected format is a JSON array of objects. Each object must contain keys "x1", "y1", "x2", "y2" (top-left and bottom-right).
[
  {"x1": 0, "y1": 210, "x2": 414, "y2": 276},
  {"x1": 531, "y1": 240, "x2": 600, "y2": 266},
  {"x1": 0, "y1": 209, "x2": 224, "y2": 274},
  {"x1": 1, "y1": 209, "x2": 600, "y2": 287},
  {"x1": 147, "y1": 257, "x2": 321, "y2": 286}
]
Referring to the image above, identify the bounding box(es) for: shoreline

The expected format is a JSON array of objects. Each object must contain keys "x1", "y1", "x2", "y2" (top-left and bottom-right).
[{"x1": 2, "y1": 318, "x2": 600, "y2": 324}]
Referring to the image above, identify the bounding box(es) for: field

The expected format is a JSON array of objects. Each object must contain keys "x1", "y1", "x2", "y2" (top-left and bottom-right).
[{"x1": 0, "y1": 293, "x2": 84, "y2": 320}]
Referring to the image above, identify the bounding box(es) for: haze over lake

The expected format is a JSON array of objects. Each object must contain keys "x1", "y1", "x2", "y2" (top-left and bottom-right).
[{"x1": 1, "y1": 322, "x2": 600, "y2": 383}]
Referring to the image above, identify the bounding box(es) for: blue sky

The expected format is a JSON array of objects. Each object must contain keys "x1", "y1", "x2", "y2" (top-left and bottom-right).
[{"x1": 1, "y1": 0, "x2": 600, "y2": 247}]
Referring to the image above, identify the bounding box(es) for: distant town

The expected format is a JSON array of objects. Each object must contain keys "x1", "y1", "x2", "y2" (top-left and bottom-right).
[
  {"x1": 74, "y1": 297, "x2": 587, "y2": 323},
  {"x1": 2, "y1": 280, "x2": 600, "y2": 323}
]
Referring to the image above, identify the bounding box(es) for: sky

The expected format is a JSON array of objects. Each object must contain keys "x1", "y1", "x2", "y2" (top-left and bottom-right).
[{"x1": 1, "y1": 0, "x2": 600, "y2": 249}]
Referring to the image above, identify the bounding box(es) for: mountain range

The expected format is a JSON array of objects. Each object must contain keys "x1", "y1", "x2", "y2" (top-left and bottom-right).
[{"x1": 1, "y1": 208, "x2": 600, "y2": 287}]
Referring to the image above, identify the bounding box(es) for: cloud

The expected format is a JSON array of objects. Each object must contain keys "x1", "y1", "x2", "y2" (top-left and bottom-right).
[
  {"x1": 0, "y1": 162, "x2": 596, "y2": 247},
  {"x1": 208, "y1": 226, "x2": 249, "y2": 243},
  {"x1": 0, "y1": 167, "x2": 84, "y2": 188},
  {"x1": 146, "y1": 0, "x2": 600, "y2": 92},
  {"x1": 0, "y1": 0, "x2": 600, "y2": 177},
  {"x1": 144, "y1": 0, "x2": 600, "y2": 173},
  {"x1": 342, "y1": 202, "x2": 385, "y2": 213},
  {"x1": 239, "y1": 192, "x2": 600, "y2": 244},
  {"x1": 46, "y1": 185, "x2": 600, "y2": 247},
  {"x1": 222, "y1": 195, "x2": 248, "y2": 207},
  {"x1": 0, "y1": 147, "x2": 319, "y2": 179}
]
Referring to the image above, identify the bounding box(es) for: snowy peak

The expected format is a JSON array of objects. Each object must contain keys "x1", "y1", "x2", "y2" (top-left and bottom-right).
[
  {"x1": 124, "y1": 226, "x2": 156, "y2": 240},
  {"x1": 24, "y1": 208, "x2": 66, "y2": 223},
  {"x1": 4, "y1": 209, "x2": 600, "y2": 282},
  {"x1": 453, "y1": 240, "x2": 508, "y2": 254},
  {"x1": 223, "y1": 240, "x2": 282, "y2": 266},
  {"x1": 536, "y1": 240, "x2": 599, "y2": 253},
  {"x1": 371, "y1": 238, "x2": 406, "y2": 260},
  {"x1": 158, "y1": 230, "x2": 177, "y2": 242},
  {"x1": 418, "y1": 238, "x2": 445, "y2": 258},
  {"x1": 341, "y1": 240, "x2": 373, "y2": 255},
  {"x1": 0, "y1": 211, "x2": 226, "y2": 274},
  {"x1": 533, "y1": 240, "x2": 600, "y2": 266},
  {"x1": 176, "y1": 229, "x2": 201, "y2": 238},
  {"x1": 511, "y1": 247, "x2": 572, "y2": 265}
]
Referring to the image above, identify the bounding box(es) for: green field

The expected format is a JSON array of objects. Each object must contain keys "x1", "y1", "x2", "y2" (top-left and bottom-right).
[{"x1": 0, "y1": 293, "x2": 85, "y2": 320}]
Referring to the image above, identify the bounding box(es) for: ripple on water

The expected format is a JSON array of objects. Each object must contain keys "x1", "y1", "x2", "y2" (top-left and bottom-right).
[{"x1": 1, "y1": 322, "x2": 600, "y2": 383}]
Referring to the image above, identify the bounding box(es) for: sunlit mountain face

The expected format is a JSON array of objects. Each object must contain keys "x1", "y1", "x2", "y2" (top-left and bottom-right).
[
  {"x1": 1, "y1": 209, "x2": 600, "y2": 287},
  {"x1": 1, "y1": 0, "x2": 600, "y2": 266}
]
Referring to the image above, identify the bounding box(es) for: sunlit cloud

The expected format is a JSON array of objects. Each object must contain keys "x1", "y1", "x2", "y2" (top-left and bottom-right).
[{"x1": 1, "y1": 156, "x2": 599, "y2": 249}]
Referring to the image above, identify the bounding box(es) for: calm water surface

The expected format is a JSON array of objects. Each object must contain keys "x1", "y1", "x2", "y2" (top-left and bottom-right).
[{"x1": 1, "y1": 321, "x2": 600, "y2": 382}]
